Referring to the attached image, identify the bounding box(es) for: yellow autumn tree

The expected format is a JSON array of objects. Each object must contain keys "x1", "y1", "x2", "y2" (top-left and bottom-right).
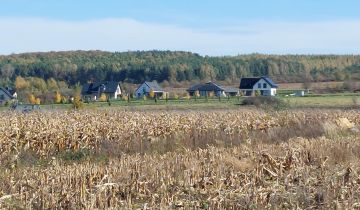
[
  {"x1": 15, "y1": 76, "x2": 29, "y2": 91},
  {"x1": 28, "y1": 94, "x2": 37, "y2": 104},
  {"x1": 122, "y1": 94, "x2": 128, "y2": 101},
  {"x1": 208, "y1": 91, "x2": 214, "y2": 98},
  {"x1": 72, "y1": 95, "x2": 84, "y2": 109},
  {"x1": 35, "y1": 98, "x2": 41, "y2": 105},
  {"x1": 183, "y1": 92, "x2": 191, "y2": 100},
  {"x1": 149, "y1": 89, "x2": 155, "y2": 98},
  {"x1": 194, "y1": 90, "x2": 200, "y2": 98},
  {"x1": 99, "y1": 93, "x2": 107, "y2": 102},
  {"x1": 47, "y1": 78, "x2": 59, "y2": 91},
  {"x1": 54, "y1": 91, "x2": 62, "y2": 103},
  {"x1": 61, "y1": 96, "x2": 68, "y2": 104}
]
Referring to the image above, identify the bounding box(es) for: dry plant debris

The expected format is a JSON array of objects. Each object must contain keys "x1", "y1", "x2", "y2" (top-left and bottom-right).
[{"x1": 0, "y1": 109, "x2": 360, "y2": 209}]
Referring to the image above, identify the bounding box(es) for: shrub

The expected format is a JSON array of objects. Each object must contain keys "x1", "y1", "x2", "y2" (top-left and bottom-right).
[
  {"x1": 60, "y1": 149, "x2": 91, "y2": 163},
  {"x1": 61, "y1": 96, "x2": 68, "y2": 104},
  {"x1": 182, "y1": 92, "x2": 190, "y2": 100},
  {"x1": 35, "y1": 98, "x2": 41, "y2": 105},
  {"x1": 207, "y1": 91, "x2": 214, "y2": 98},
  {"x1": 54, "y1": 91, "x2": 62, "y2": 103},
  {"x1": 149, "y1": 89, "x2": 155, "y2": 98},
  {"x1": 99, "y1": 93, "x2": 107, "y2": 102},
  {"x1": 242, "y1": 96, "x2": 289, "y2": 110},
  {"x1": 194, "y1": 90, "x2": 200, "y2": 98},
  {"x1": 72, "y1": 96, "x2": 84, "y2": 109},
  {"x1": 169, "y1": 92, "x2": 179, "y2": 100},
  {"x1": 122, "y1": 95, "x2": 128, "y2": 101},
  {"x1": 28, "y1": 94, "x2": 36, "y2": 104},
  {"x1": 28, "y1": 93, "x2": 41, "y2": 105}
]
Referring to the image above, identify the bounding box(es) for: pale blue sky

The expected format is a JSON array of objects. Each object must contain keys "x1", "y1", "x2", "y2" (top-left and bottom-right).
[{"x1": 1, "y1": 0, "x2": 360, "y2": 55}]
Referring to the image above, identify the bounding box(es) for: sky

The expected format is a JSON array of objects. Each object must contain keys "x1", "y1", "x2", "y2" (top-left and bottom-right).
[{"x1": 1, "y1": 0, "x2": 360, "y2": 55}]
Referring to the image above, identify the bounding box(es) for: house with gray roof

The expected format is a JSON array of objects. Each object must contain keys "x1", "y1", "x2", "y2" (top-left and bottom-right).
[
  {"x1": 0, "y1": 87, "x2": 17, "y2": 104},
  {"x1": 187, "y1": 81, "x2": 239, "y2": 97},
  {"x1": 239, "y1": 77, "x2": 278, "y2": 96},
  {"x1": 81, "y1": 81, "x2": 122, "y2": 100},
  {"x1": 135, "y1": 81, "x2": 165, "y2": 98}
]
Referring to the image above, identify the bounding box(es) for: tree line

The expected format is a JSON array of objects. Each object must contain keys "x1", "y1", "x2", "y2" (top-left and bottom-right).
[{"x1": 1, "y1": 50, "x2": 360, "y2": 90}]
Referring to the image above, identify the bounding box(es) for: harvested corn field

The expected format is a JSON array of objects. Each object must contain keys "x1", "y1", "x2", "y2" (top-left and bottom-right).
[{"x1": 1, "y1": 109, "x2": 360, "y2": 209}]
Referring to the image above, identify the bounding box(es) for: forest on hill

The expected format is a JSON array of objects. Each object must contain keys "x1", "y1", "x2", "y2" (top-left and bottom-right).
[{"x1": 1, "y1": 50, "x2": 360, "y2": 90}]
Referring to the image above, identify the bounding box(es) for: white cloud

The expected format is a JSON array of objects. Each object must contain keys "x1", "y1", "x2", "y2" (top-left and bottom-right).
[{"x1": 1, "y1": 17, "x2": 360, "y2": 55}]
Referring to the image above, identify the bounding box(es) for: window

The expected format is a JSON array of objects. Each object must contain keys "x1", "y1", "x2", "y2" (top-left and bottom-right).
[
  {"x1": 263, "y1": 83, "x2": 267, "y2": 88},
  {"x1": 257, "y1": 83, "x2": 261, "y2": 88},
  {"x1": 0, "y1": 94, "x2": 4, "y2": 100}
]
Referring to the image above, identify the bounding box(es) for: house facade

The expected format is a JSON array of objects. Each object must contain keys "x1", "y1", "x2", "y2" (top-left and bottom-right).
[
  {"x1": 187, "y1": 81, "x2": 239, "y2": 97},
  {"x1": 81, "y1": 81, "x2": 122, "y2": 100},
  {"x1": 239, "y1": 77, "x2": 278, "y2": 96},
  {"x1": 135, "y1": 81, "x2": 165, "y2": 98},
  {"x1": 0, "y1": 87, "x2": 16, "y2": 104}
]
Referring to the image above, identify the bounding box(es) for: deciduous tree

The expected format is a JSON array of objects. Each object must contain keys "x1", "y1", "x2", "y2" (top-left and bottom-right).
[
  {"x1": 54, "y1": 91, "x2": 62, "y2": 103},
  {"x1": 149, "y1": 89, "x2": 155, "y2": 99},
  {"x1": 15, "y1": 76, "x2": 29, "y2": 91}
]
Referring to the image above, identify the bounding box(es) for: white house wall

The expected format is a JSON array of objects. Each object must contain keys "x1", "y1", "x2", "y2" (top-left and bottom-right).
[
  {"x1": 271, "y1": 88, "x2": 277, "y2": 96},
  {"x1": 114, "y1": 85, "x2": 122, "y2": 99},
  {"x1": 252, "y1": 79, "x2": 277, "y2": 96}
]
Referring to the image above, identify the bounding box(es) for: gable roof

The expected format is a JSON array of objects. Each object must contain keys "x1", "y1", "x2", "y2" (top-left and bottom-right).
[
  {"x1": 135, "y1": 81, "x2": 164, "y2": 93},
  {"x1": 187, "y1": 81, "x2": 225, "y2": 92},
  {"x1": 239, "y1": 78, "x2": 260, "y2": 89},
  {"x1": 0, "y1": 87, "x2": 15, "y2": 99},
  {"x1": 81, "y1": 81, "x2": 120, "y2": 94},
  {"x1": 6, "y1": 88, "x2": 16, "y2": 96},
  {"x1": 144, "y1": 81, "x2": 164, "y2": 92},
  {"x1": 262, "y1": 77, "x2": 278, "y2": 88},
  {"x1": 239, "y1": 77, "x2": 278, "y2": 89}
]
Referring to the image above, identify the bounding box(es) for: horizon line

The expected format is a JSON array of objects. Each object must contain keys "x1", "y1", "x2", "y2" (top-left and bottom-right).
[{"x1": 2, "y1": 49, "x2": 360, "y2": 57}]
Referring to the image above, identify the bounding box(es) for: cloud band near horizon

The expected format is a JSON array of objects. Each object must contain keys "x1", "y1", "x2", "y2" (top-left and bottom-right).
[{"x1": 1, "y1": 17, "x2": 360, "y2": 56}]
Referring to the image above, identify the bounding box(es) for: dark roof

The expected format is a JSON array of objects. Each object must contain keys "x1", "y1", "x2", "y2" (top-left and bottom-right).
[
  {"x1": 81, "y1": 81, "x2": 120, "y2": 94},
  {"x1": 0, "y1": 87, "x2": 15, "y2": 99},
  {"x1": 239, "y1": 77, "x2": 278, "y2": 89},
  {"x1": 187, "y1": 83, "x2": 203, "y2": 92},
  {"x1": 187, "y1": 82, "x2": 225, "y2": 92},
  {"x1": 6, "y1": 88, "x2": 16, "y2": 95},
  {"x1": 144, "y1": 81, "x2": 164, "y2": 91},
  {"x1": 239, "y1": 78, "x2": 261, "y2": 89},
  {"x1": 81, "y1": 84, "x2": 90, "y2": 95}
]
